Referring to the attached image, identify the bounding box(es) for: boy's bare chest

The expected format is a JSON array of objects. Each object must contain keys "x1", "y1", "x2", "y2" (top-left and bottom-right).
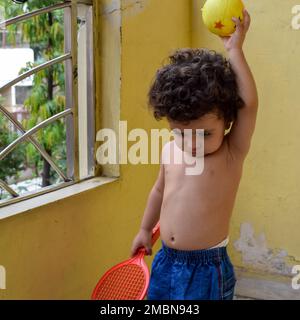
[
  {"x1": 163, "y1": 141, "x2": 243, "y2": 197},
  {"x1": 164, "y1": 157, "x2": 236, "y2": 189}
]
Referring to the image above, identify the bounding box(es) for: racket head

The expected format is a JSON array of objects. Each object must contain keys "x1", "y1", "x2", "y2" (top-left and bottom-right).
[
  {"x1": 91, "y1": 222, "x2": 160, "y2": 300},
  {"x1": 91, "y1": 248, "x2": 149, "y2": 300}
]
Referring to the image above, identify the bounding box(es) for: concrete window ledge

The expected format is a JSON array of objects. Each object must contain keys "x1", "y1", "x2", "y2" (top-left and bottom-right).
[{"x1": 0, "y1": 176, "x2": 119, "y2": 220}]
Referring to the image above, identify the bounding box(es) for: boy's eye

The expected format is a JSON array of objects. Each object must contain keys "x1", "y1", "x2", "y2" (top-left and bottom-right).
[
  {"x1": 172, "y1": 130, "x2": 210, "y2": 137},
  {"x1": 196, "y1": 131, "x2": 210, "y2": 136},
  {"x1": 172, "y1": 131, "x2": 182, "y2": 136},
  {"x1": 173, "y1": 131, "x2": 185, "y2": 137}
]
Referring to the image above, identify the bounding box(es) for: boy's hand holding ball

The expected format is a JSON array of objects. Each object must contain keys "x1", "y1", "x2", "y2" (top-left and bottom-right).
[
  {"x1": 202, "y1": 0, "x2": 245, "y2": 36},
  {"x1": 202, "y1": 0, "x2": 250, "y2": 51}
]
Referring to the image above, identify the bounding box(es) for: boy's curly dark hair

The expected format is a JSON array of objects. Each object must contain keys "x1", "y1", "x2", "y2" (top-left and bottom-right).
[{"x1": 148, "y1": 48, "x2": 244, "y2": 124}]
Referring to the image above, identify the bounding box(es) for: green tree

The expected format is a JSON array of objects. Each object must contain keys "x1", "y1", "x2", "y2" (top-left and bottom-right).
[
  {"x1": 0, "y1": 94, "x2": 25, "y2": 190},
  {"x1": 0, "y1": 0, "x2": 67, "y2": 187},
  {"x1": 0, "y1": 111, "x2": 25, "y2": 195}
]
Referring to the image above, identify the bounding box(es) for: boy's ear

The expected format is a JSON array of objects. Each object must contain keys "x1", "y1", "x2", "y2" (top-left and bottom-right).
[{"x1": 225, "y1": 121, "x2": 231, "y2": 131}]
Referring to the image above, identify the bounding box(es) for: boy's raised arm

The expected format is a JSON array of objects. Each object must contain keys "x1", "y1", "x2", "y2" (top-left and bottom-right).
[{"x1": 221, "y1": 10, "x2": 259, "y2": 157}]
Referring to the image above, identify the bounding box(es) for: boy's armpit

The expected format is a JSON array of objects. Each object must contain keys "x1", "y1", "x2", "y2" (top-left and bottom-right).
[{"x1": 227, "y1": 105, "x2": 258, "y2": 158}]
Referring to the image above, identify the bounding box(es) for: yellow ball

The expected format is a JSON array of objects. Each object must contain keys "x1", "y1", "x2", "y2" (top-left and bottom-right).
[{"x1": 202, "y1": 0, "x2": 245, "y2": 36}]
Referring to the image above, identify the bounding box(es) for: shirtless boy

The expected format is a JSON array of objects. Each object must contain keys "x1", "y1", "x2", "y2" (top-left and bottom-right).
[{"x1": 130, "y1": 10, "x2": 258, "y2": 300}]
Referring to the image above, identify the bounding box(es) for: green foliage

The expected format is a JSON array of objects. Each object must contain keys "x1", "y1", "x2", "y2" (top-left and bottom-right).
[{"x1": 0, "y1": 113, "x2": 25, "y2": 182}]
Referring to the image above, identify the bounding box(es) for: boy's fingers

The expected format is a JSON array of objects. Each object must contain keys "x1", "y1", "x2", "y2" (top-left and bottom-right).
[
  {"x1": 130, "y1": 245, "x2": 140, "y2": 257},
  {"x1": 243, "y1": 9, "x2": 251, "y2": 31},
  {"x1": 232, "y1": 16, "x2": 241, "y2": 25},
  {"x1": 130, "y1": 244, "x2": 152, "y2": 257},
  {"x1": 232, "y1": 16, "x2": 243, "y2": 33}
]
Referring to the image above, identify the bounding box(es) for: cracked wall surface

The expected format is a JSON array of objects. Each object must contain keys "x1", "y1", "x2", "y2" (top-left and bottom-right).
[
  {"x1": 234, "y1": 223, "x2": 300, "y2": 276},
  {"x1": 101, "y1": 0, "x2": 150, "y2": 18}
]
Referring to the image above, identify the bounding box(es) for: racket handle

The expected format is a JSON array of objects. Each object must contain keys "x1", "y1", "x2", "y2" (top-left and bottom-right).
[{"x1": 151, "y1": 221, "x2": 160, "y2": 246}]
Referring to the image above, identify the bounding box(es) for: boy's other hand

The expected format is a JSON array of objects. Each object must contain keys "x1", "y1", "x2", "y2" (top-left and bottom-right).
[
  {"x1": 130, "y1": 228, "x2": 153, "y2": 258},
  {"x1": 220, "y1": 9, "x2": 251, "y2": 52}
]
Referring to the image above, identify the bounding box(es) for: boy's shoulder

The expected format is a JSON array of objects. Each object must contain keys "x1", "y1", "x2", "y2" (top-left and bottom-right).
[
  {"x1": 162, "y1": 140, "x2": 174, "y2": 151},
  {"x1": 161, "y1": 140, "x2": 175, "y2": 165}
]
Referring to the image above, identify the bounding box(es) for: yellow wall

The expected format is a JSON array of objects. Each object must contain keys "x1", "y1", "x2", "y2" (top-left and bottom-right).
[{"x1": 1, "y1": 0, "x2": 299, "y2": 299}]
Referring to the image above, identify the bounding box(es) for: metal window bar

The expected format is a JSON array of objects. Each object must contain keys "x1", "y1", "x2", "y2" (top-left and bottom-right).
[
  {"x1": 0, "y1": 53, "x2": 72, "y2": 93},
  {"x1": 64, "y1": 0, "x2": 79, "y2": 180},
  {"x1": 85, "y1": 5, "x2": 95, "y2": 177},
  {"x1": 0, "y1": 109, "x2": 73, "y2": 161},
  {"x1": 0, "y1": 104, "x2": 70, "y2": 183},
  {"x1": 0, "y1": 0, "x2": 82, "y2": 207},
  {"x1": 0, "y1": 2, "x2": 70, "y2": 29},
  {"x1": 0, "y1": 179, "x2": 18, "y2": 198}
]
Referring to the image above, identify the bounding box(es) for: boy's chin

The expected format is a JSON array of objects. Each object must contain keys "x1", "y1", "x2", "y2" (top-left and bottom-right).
[
  {"x1": 192, "y1": 152, "x2": 204, "y2": 158},
  {"x1": 184, "y1": 149, "x2": 204, "y2": 158}
]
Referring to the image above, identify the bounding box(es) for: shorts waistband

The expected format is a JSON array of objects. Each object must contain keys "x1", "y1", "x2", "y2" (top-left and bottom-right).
[
  {"x1": 161, "y1": 240, "x2": 228, "y2": 264},
  {"x1": 210, "y1": 236, "x2": 229, "y2": 249}
]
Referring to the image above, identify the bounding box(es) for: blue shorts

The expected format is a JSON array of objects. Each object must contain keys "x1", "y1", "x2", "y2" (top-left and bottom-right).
[{"x1": 147, "y1": 241, "x2": 237, "y2": 300}]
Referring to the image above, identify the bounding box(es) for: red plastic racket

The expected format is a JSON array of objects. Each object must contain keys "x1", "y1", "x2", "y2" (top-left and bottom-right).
[{"x1": 91, "y1": 222, "x2": 160, "y2": 300}]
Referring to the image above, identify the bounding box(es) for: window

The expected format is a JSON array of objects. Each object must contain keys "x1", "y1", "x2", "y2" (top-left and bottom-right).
[{"x1": 0, "y1": 0, "x2": 95, "y2": 207}]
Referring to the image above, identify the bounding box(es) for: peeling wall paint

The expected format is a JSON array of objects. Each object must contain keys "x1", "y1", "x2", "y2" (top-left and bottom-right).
[
  {"x1": 101, "y1": 0, "x2": 120, "y2": 16},
  {"x1": 100, "y1": 0, "x2": 121, "y2": 29},
  {"x1": 122, "y1": 0, "x2": 150, "y2": 17},
  {"x1": 234, "y1": 223, "x2": 299, "y2": 276},
  {"x1": 101, "y1": 0, "x2": 149, "y2": 18}
]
